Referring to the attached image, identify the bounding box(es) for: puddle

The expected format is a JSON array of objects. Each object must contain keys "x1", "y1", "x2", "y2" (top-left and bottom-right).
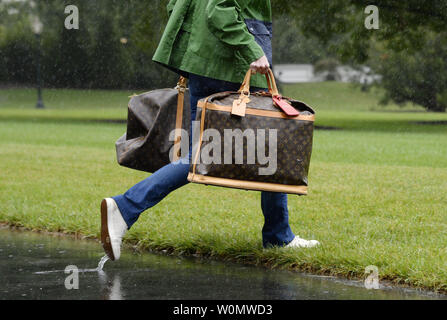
[{"x1": 0, "y1": 228, "x2": 445, "y2": 300}]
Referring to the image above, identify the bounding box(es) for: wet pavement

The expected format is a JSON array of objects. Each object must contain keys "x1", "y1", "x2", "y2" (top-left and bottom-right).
[{"x1": 0, "y1": 227, "x2": 445, "y2": 300}]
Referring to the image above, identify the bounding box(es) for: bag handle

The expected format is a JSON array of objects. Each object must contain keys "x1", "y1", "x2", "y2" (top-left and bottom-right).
[
  {"x1": 233, "y1": 69, "x2": 299, "y2": 117},
  {"x1": 238, "y1": 68, "x2": 279, "y2": 96}
]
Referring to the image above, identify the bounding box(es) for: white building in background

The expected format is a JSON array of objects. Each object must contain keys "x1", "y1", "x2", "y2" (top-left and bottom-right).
[
  {"x1": 335, "y1": 65, "x2": 382, "y2": 84},
  {"x1": 273, "y1": 64, "x2": 381, "y2": 84},
  {"x1": 273, "y1": 64, "x2": 315, "y2": 83}
]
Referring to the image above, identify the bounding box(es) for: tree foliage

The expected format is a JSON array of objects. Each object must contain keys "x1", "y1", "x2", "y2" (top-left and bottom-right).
[
  {"x1": 272, "y1": 0, "x2": 447, "y2": 63},
  {"x1": 377, "y1": 33, "x2": 447, "y2": 112},
  {"x1": 272, "y1": 0, "x2": 447, "y2": 111},
  {"x1": 0, "y1": 0, "x2": 174, "y2": 89},
  {"x1": 272, "y1": 15, "x2": 335, "y2": 65},
  {"x1": 1, "y1": 0, "x2": 447, "y2": 111}
]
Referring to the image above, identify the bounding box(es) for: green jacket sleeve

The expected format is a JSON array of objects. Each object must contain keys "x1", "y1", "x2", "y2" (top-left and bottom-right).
[
  {"x1": 167, "y1": 0, "x2": 177, "y2": 17},
  {"x1": 206, "y1": 0, "x2": 265, "y2": 64}
]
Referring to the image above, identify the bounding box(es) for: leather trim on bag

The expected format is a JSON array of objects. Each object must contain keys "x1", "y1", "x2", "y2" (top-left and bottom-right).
[
  {"x1": 187, "y1": 173, "x2": 308, "y2": 195},
  {"x1": 197, "y1": 101, "x2": 315, "y2": 121}
]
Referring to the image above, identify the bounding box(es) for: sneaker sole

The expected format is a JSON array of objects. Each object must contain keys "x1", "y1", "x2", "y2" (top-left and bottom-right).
[{"x1": 100, "y1": 199, "x2": 116, "y2": 261}]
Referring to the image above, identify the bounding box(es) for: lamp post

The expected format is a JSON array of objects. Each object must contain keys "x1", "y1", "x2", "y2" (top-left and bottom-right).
[{"x1": 30, "y1": 16, "x2": 45, "y2": 109}]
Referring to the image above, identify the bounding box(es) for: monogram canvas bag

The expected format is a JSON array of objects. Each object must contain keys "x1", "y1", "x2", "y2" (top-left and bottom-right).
[
  {"x1": 188, "y1": 69, "x2": 315, "y2": 195},
  {"x1": 116, "y1": 77, "x2": 190, "y2": 173}
]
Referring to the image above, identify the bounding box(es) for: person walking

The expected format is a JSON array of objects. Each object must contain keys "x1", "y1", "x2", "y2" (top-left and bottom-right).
[{"x1": 101, "y1": 0, "x2": 320, "y2": 261}]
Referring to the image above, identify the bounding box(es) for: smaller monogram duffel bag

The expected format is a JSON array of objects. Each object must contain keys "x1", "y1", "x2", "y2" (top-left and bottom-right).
[
  {"x1": 187, "y1": 69, "x2": 315, "y2": 195},
  {"x1": 116, "y1": 77, "x2": 190, "y2": 173}
]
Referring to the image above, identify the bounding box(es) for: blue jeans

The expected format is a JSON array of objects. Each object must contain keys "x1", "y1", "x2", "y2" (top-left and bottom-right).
[{"x1": 113, "y1": 74, "x2": 295, "y2": 248}]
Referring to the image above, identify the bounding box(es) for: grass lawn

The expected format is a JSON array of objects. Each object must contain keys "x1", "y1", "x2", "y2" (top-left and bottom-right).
[{"x1": 1, "y1": 83, "x2": 446, "y2": 293}]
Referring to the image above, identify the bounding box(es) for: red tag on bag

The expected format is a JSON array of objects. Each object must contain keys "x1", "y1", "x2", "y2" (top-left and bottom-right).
[{"x1": 272, "y1": 96, "x2": 299, "y2": 116}]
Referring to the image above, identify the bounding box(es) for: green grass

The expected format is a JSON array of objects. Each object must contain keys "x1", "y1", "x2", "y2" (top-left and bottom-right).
[
  {"x1": 1, "y1": 84, "x2": 447, "y2": 293},
  {"x1": 283, "y1": 82, "x2": 424, "y2": 112}
]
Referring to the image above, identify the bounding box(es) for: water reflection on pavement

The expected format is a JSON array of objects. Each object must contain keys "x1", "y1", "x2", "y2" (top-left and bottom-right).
[{"x1": 0, "y1": 227, "x2": 445, "y2": 300}]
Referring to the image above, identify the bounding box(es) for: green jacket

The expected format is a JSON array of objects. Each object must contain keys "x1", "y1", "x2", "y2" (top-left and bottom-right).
[{"x1": 152, "y1": 0, "x2": 272, "y2": 88}]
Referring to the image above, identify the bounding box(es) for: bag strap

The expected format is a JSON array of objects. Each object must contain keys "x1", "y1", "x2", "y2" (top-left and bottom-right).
[
  {"x1": 172, "y1": 76, "x2": 187, "y2": 162},
  {"x1": 189, "y1": 95, "x2": 211, "y2": 181}
]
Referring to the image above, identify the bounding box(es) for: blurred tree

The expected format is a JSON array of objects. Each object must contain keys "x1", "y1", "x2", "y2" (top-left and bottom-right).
[
  {"x1": 90, "y1": 12, "x2": 131, "y2": 89},
  {"x1": 377, "y1": 33, "x2": 447, "y2": 112},
  {"x1": 272, "y1": 15, "x2": 334, "y2": 65},
  {"x1": 272, "y1": 0, "x2": 447, "y2": 111},
  {"x1": 1, "y1": 0, "x2": 446, "y2": 108},
  {"x1": 0, "y1": 26, "x2": 5, "y2": 82},
  {"x1": 0, "y1": 19, "x2": 36, "y2": 84},
  {"x1": 272, "y1": 0, "x2": 447, "y2": 62},
  {"x1": 47, "y1": 21, "x2": 92, "y2": 88},
  {"x1": 129, "y1": 0, "x2": 177, "y2": 88}
]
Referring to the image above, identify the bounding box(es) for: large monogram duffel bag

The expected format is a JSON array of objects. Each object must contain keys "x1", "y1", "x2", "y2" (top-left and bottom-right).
[
  {"x1": 115, "y1": 77, "x2": 190, "y2": 173},
  {"x1": 188, "y1": 69, "x2": 315, "y2": 195}
]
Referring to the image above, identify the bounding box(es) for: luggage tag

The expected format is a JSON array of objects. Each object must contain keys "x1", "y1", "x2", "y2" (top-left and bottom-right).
[
  {"x1": 273, "y1": 96, "x2": 300, "y2": 116},
  {"x1": 232, "y1": 95, "x2": 250, "y2": 117}
]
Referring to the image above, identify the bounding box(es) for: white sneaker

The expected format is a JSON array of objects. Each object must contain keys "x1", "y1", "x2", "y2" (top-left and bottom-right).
[
  {"x1": 285, "y1": 236, "x2": 320, "y2": 248},
  {"x1": 100, "y1": 198, "x2": 128, "y2": 261}
]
